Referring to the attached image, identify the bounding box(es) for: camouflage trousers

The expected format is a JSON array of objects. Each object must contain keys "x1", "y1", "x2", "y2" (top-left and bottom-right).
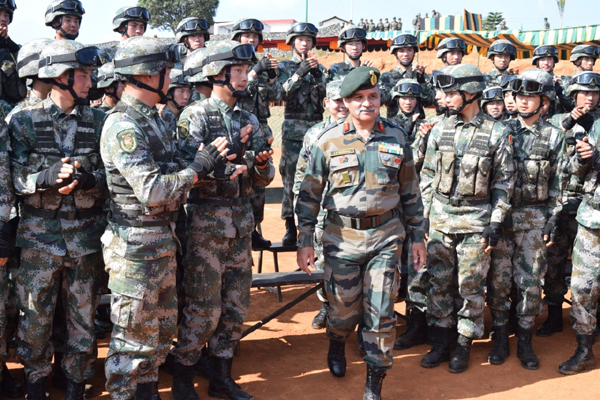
[
  {"x1": 488, "y1": 228, "x2": 546, "y2": 330},
  {"x1": 570, "y1": 225, "x2": 600, "y2": 335},
  {"x1": 16, "y1": 248, "x2": 99, "y2": 383},
  {"x1": 322, "y1": 217, "x2": 403, "y2": 369},
  {"x1": 315, "y1": 211, "x2": 327, "y2": 302},
  {"x1": 251, "y1": 122, "x2": 274, "y2": 225},
  {"x1": 426, "y1": 229, "x2": 490, "y2": 339},
  {"x1": 103, "y1": 248, "x2": 177, "y2": 400},
  {"x1": 544, "y1": 212, "x2": 578, "y2": 305},
  {"x1": 171, "y1": 233, "x2": 252, "y2": 364},
  {"x1": 403, "y1": 235, "x2": 429, "y2": 313},
  {"x1": 279, "y1": 138, "x2": 303, "y2": 219},
  {"x1": 3, "y1": 217, "x2": 20, "y2": 362}
]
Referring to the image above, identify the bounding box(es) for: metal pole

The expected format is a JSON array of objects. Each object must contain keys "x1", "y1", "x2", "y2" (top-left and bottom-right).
[
  {"x1": 305, "y1": 0, "x2": 308, "y2": 22},
  {"x1": 350, "y1": 0, "x2": 354, "y2": 21}
]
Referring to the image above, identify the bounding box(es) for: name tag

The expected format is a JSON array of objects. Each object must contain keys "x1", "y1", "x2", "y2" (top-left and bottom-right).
[{"x1": 331, "y1": 149, "x2": 356, "y2": 157}]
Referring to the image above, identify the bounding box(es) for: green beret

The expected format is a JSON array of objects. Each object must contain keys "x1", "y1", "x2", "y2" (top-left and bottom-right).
[{"x1": 339, "y1": 66, "x2": 381, "y2": 98}]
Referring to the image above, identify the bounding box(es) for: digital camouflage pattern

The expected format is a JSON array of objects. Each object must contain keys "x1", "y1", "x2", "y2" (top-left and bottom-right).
[
  {"x1": 160, "y1": 106, "x2": 178, "y2": 140},
  {"x1": 176, "y1": 17, "x2": 210, "y2": 43},
  {"x1": 484, "y1": 68, "x2": 514, "y2": 88},
  {"x1": 45, "y1": 0, "x2": 84, "y2": 25},
  {"x1": 296, "y1": 116, "x2": 424, "y2": 368},
  {"x1": 380, "y1": 67, "x2": 433, "y2": 118},
  {"x1": 112, "y1": 6, "x2": 147, "y2": 32},
  {"x1": 38, "y1": 40, "x2": 97, "y2": 79},
  {"x1": 327, "y1": 60, "x2": 364, "y2": 82},
  {"x1": 17, "y1": 39, "x2": 55, "y2": 79},
  {"x1": 113, "y1": 37, "x2": 175, "y2": 76},
  {"x1": 570, "y1": 44, "x2": 599, "y2": 62}
]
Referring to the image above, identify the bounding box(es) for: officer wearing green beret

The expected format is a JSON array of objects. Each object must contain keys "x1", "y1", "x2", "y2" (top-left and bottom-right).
[{"x1": 296, "y1": 66, "x2": 426, "y2": 400}]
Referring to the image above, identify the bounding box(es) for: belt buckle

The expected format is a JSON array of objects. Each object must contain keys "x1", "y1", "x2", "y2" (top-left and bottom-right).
[
  {"x1": 449, "y1": 197, "x2": 461, "y2": 207},
  {"x1": 64, "y1": 211, "x2": 77, "y2": 220}
]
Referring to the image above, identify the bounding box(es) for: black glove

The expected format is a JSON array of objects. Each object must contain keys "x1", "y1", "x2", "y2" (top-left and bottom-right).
[
  {"x1": 252, "y1": 57, "x2": 272, "y2": 76},
  {"x1": 36, "y1": 160, "x2": 66, "y2": 189},
  {"x1": 189, "y1": 144, "x2": 224, "y2": 179},
  {"x1": 423, "y1": 218, "x2": 430, "y2": 235},
  {"x1": 210, "y1": 162, "x2": 238, "y2": 181},
  {"x1": 562, "y1": 115, "x2": 577, "y2": 131},
  {"x1": 267, "y1": 67, "x2": 278, "y2": 79},
  {"x1": 418, "y1": 132, "x2": 429, "y2": 156},
  {"x1": 544, "y1": 215, "x2": 560, "y2": 243},
  {"x1": 0, "y1": 221, "x2": 10, "y2": 258},
  {"x1": 295, "y1": 60, "x2": 312, "y2": 77},
  {"x1": 482, "y1": 222, "x2": 503, "y2": 248},
  {"x1": 309, "y1": 67, "x2": 323, "y2": 78},
  {"x1": 73, "y1": 165, "x2": 97, "y2": 191},
  {"x1": 255, "y1": 143, "x2": 272, "y2": 167},
  {"x1": 577, "y1": 113, "x2": 595, "y2": 132}
]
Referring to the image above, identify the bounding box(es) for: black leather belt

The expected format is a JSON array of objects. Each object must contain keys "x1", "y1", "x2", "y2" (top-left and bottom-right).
[
  {"x1": 433, "y1": 192, "x2": 490, "y2": 207},
  {"x1": 111, "y1": 211, "x2": 178, "y2": 227},
  {"x1": 187, "y1": 197, "x2": 248, "y2": 207},
  {"x1": 327, "y1": 210, "x2": 396, "y2": 230},
  {"x1": 23, "y1": 205, "x2": 103, "y2": 221}
]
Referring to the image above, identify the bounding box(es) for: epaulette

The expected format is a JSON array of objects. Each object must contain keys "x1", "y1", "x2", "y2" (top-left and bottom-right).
[{"x1": 316, "y1": 118, "x2": 345, "y2": 140}]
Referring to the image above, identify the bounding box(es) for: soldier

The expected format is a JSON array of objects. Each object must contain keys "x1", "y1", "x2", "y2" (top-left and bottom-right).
[
  {"x1": 544, "y1": 17, "x2": 550, "y2": 30},
  {"x1": 161, "y1": 69, "x2": 191, "y2": 138},
  {"x1": 376, "y1": 19, "x2": 383, "y2": 32},
  {"x1": 328, "y1": 25, "x2": 373, "y2": 81},
  {"x1": 292, "y1": 80, "x2": 348, "y2": 330},
  {"x1": 383, "y1": 18, "x2": 390, "y2": 31},
  {"x1": 397, "y1": 18, "x2": 403, "y2": 31},
  {"x1": 500, "y1": 75, "x2": 519, "y2": 120},
  {"x1": 358, "y1": 18, "x2": 365, "y2": 30},
  {"x1": 45, "y1": 0, "x2": 84, "y2": 40},
  {"x1": 484, "y1": 40, "x2": 517, "y2": 87},
  {"x1": 183, "y1": 48, "x2": 213, "y2": 104},
  {"x1": 101, "y1": 36, "x2": 239, "y2": 400},
  {"x1": 11, "y1": 38, "x2": 54, "y2": 115},
  {"x1": 390, "y1": 79, "x2": 425, "y2": 143},
  {"x1": 368, "y1": 19, "x2": 375, "y2": 33},
  {"x1": 419, "y1": 64, "x2": 514, "y2": 373},
  {"x1": 437, "y1": 37, "x2": 466, "y2": 66},
  {"x1": 277, "y1": 22, "x2": 326, "y2": 245},
  {"x1": 0, "y1": 0, "x2": 25, "y2": 109},
  {"x1": 487, "y1": 70, "x2": 564, "y2": 369},
  {"x1": 390, "y1": 17, "x2": 398, "y2": 31},
  {"x1": 96, "y1": 62, "x2": 124, "y2": 112},
  {"x1": 539, "y1": 72, "x2": 600, "y2": 338},
  {"x1": 296, "y1": 66, "x2": 426, "y2": 400},
  {"x1": 481, "y1": 86, "x2": 506, "y2": 121},
  {"x1": 112, "y1": 6, "x2": 149, "y2": 41},
  {"x1": 570, "y1": 44, "x2": 599, "y2": 73},
  {"x1": 412, "y1": 14, "x2": 421, "y2": 31},
  {"x1": 231, "y1": 17, "x2": 282, "y2": 249},
  {"x1": 176, "y1": 17, "x2": 210, "y2": 54},
  {"x1": 532, "y1": 45, "x2": 573, "y2": 116},
  {"x1": 380, "y1": 33, "x2": 432, "y2": 119},
  {"x1": 8, "y1": 40, "x2": 107, "y2": 399}
]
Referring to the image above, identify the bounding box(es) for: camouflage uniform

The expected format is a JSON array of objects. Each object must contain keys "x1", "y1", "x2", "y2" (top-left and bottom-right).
[
  {"x1": 160, "y1": 106, "x2": 178, "y2": 139},
  {"x1": 297, "y1": 115, "x2": 425, "y2": 369},
  {"x1": 484, "y1": 69, "x2": 514, "y2": 88},
  {"x1": 278, "y1": 54, "x2": 327, "y2": 219},
  {"x1": 484, "y1": 40, "x2": 517, "y2": 88},
  {"x1": 328, "y1": 60, "x2": 365, "y2": 82}
]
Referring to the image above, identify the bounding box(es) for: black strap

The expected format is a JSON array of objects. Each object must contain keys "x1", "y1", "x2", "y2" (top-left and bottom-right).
[
  {"x1": 23, "y1": 205, "x2": 103, "y2": 221},
  {"x1": 327, "y1": 210, "x2": 396, "y2": 230},
  {"x1": 433, "y1": 192, "x2": 491, "y2": 207},
  {"x1": 187, "y1": 197, "x2": 248, "y2": 207},
  {"x1": 17, "y1": 53, "x2": 39, "y2": 70},
  {"x1": 114, "y1": 53, "x2": 170, "y2": 68}
]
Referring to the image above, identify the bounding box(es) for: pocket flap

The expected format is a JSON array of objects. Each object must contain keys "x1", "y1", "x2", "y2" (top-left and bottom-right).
[
  {"x1": 108, "y1": 277, "x2": 146, "y2": 300},
  {"x1": 330, "y1": 154, "x2": 359, "y2": 171}
]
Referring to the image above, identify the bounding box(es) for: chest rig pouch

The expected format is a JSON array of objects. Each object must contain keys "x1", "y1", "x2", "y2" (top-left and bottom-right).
[
  {"x1": 284, "y1": 61, "x2": 324, "y2": 121},
  {"x1": 514, "y1": 125, "x2": 552, "y2": 205}
]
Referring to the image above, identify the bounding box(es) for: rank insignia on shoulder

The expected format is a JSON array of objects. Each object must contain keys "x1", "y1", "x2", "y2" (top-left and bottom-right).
[
  {"x1": 331, "y1": 148, "x2": 355, "y2": 157},
  {"x1": 117, "y1": 129, "x2": 137, "y2": 153},
  {"x1": 344, "y1": 121, "x2": 350, "y2": 132},
  {"x1": 508, "y1": 134, "x2": 513, "y2": 145},
  {"x1": 378, "y1": 121, "x2": 385, "y2": 132}
]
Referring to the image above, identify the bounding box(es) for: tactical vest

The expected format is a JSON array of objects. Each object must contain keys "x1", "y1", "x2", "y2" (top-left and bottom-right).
[
  {"x1": 432, "y1": 116, "x2": 494, "y2": 206},
  {"x1": 108, "y1": 102, "x2": 183, "y2": 227},
  {"x1": 581, "y1": 139, "x2": 600, "y2": 210},
  {"x1": 239, "y1": 69, "x2": 271, "y2": 123},
  {"x1": 564, "y1": 129, "x2": 586, "y2": 196},
  {"x1": 282, "y1": 60, "x2": 324, "y2": 122},
  {"x1": 23, "y1": 106, "x2": 104, "y2": 217}
]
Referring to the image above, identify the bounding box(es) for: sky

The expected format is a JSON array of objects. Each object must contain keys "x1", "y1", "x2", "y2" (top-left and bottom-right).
[{"x1": 8, "y1": 0, "x2": 600, "y2": 45}]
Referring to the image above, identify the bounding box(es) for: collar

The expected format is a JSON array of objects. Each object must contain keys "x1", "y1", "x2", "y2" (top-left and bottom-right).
[
  {"x1": 516, "y1": 117, "x2": 543, "y2": 136},
  {"x1": 121, "y1": 93, "x2": 157, "y2": 121},
  {"x1": 210, "y1": 94, "x2": 241, "y2": 114},
  {"x1": 454, "y1": 110, "x2": 486, "y2": 129},
  {"x1": 43, "y1": 97, "x2": 82, "y2": 120},
  {"x1": 342, "y1": 116, "x2": 385, "y2": 134}
]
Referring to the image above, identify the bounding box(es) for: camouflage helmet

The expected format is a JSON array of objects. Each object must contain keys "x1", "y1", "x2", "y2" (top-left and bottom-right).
[
  {"x1": 481, "y1": 86, "x2": 504, "y2": 108},
  {"x1": 17, "y1": 38, "x2": 54, "y2": 79},
  {"x1": 112, "y1": 6, "x2": 150, "y2": 33},
  {"x1": 114, "y1": 37, "x2": 185, "y2": 76},
  {"x1": 202, "y1": 40, "x2": 256, "y2": 78},
  {"x1": 337, "y1": 24, "x2": 367, "y2": 47},
  {"x1": 487, "y1": 39, "x2": 516, "y2": 60},
  {"x1": 230, "y1": 18, "x2": 264, "y2": 43},
  {"x1": 286, "y1": 22, "x2": 318, "y2": 46},
  {"x1": 38, "y1": 40, "x2": 102, "y2": 79},
  {"x1": 570, "y1": 44, "x2": 600, "y2": 62},
  {"x1": 168, "y1": 68, "x2": 190, "y2": 90},
  {"x1": 44, "y1": 0, "x2": 84, "y2": 26},
  {"x1": 389, "y1": 34, "x2": 419, "y2": 54},
  {"x1": 435, "y1": 64, "x2": 485, "y2": 94},
  {"x1": 0, "y1": 0, "x2": 16, "y2": 23},
  {"x1": 326, "y1": 80, "x2": 343, "y2": 100},
  {"x1": 532, "y1": 45, "x2": 558, "y2": 65},
  {"x1": 97, "y1": 62, "x2": 123, "y2": 89},
  {"x1": 511, "y1": 69, "x2": 555, "y2": 99},
  {"x1": 391, "y1": 78, "x2": 423, "y2": 99},
  {"x1": 182, "y1": 48, "x2": 210, "y2": 83},
  {"x1": 565, "y1": 71, "x2": 600, "y2": 96},
  {"x1": 176, "y1": 17, "x2": 210, "y2": 43},
  {"x1": 436, "y1": 37, "x2": 467, "y2": 59}
]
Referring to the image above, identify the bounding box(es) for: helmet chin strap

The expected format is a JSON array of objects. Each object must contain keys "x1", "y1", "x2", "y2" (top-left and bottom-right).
[
  {"x1": 505, "y1": 109, "x2": 518, "y2": 116},
  {"x1": 209, "y1": 66, "x2": 247, "y2": 99},
  {"x1": 167, "y1": 92, "x2": 186, "y2": 112},
  {"x1": 495, "y1": 64, "x2": 509, "y2": 72},
  {"x1": 56, "y1": 17, "x2": 79, "y2": 40},
  {"x1": 126, "y1": 68, "x2": 169, "y2": 103},
  {"x1": 518, "y1": 101, "x2": 543, "y2": 119},
  {"x1": 52, "y1": 69, "x2": 89, "y2": 106},
  {"x1": 448, "y1": 91, "x2": 481, "y2": 116},
  {"x1": 105, "y1": 83, "x2": 120, "y2": 101},
  {"x1": 490, "y1": 111, "x2": 505, "y2": 120},
  {"x1": 400, "y1": 60, "x2": 413, "y2": 67}
]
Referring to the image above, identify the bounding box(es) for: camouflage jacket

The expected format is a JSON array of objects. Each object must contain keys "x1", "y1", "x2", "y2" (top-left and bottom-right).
[
  {"x1": 278, "y1": 54, "x2": 327, "y2": 130},
  {"x1": 0, "y1": 120, "x2": 14, "y2": 222},
  {"x1": 296, "y1": 116, "x2": 425, "y2": 247},
  {"x1": 547, "y1": 72, "x2": 574, "y2": 117},
  {"x1": 6, "y1": 91, "x2": 43, "y2": 124},
  {"x1": 96, "y1": 99, "x2": 115, "y2": 113},
  {"x1": 238, "y1": 61, "x2": 283, "y2": 123},
  {"x1": 176, "y1": 94, "x2": 275, "y2": 238},
  {"x1": 503, "y1": 118, "x2": 564, "y2": 230},
  {"x1": 391, "y1": 112, "x2": 425, "y2": 172},
  {"x1": 160, "y1": 106, "x2": 179, "y2": 140},
  {"x1": 484, "y1": 68, "x2": 513, "y2": 87},
  {"x1": 327, "y1": 60, "x2": 362, "y2": 82},
  {"x1": 380, "y1": 65, "x2": 434, "y2": 117},
  {"x1": 9, "y1": 98, "x2": 108, "y2": 257},
  {"x1": 420, "y1": 110, "x2": 514, "y2": 234},
  {"x1": 100, "y1": 93, "x2": 195, "y2": 261}
]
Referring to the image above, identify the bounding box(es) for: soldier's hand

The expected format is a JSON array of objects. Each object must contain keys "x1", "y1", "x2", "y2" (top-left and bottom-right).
[
  {"x1": 190, "y1": 139, "x2": 227, "y2": 179},
  {"x1": 156, "y1": 103, "x2": 166, "y2": 117},
  {"x1": 481, "y1": 222, "x2": 503, "y2": 253},
  {"x1": 296, "y1": 246, "x2": 315, "y2": 275},
  {"x1": 412, "y1": 242, "x2": 427, "y2": 271},
  {"x1": 72, "y1": 161, "x2": 97, "y2": 191},
  {"x1": 544, "y1": 214, "x2": 560, "y2": 247},
  {"x1": 576, "y1": 137, "x2": 594, "y2": 159},
  {"x1": 0, "y1": 221, "x2": 10, "y2": 266},
  {"x1": 38, "y1": 157, "x2": 72, "y2": 188},
  {"x1": 0, "y1": 26, "x2": 8, "y2": 40},
  {"x1": 240, "y1": 124, "x2": 252, "y2": 144},
  {"x1": 255, "y1": 137, "x2": 274, "y2": 169},
  {"x1": 266, "y1": 53, "x2": 279, "y2": 69},
  {"x1": 363, "y1": 59, "x2": 374, "y2": 67},
  {"x1": 58, "y1": 178, "x2": 78, "y2": 195},
  {"x1": 253, "y1": 56, "x2": 272, "y2": 76},
  {"x1": 420, "y1": 122, "x2": 434, "y2": 137}
]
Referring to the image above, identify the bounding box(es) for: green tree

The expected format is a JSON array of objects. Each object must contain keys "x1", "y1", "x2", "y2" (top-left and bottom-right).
[
  {"x1": 556, "y1": 0, "x2": 566, "y2": 28},
  {"x1": 483, "y1": 12, "x2": 504, "y2": 31},
  {"x1": 138, "y1": 0, "x2": 219, "y2": 34}
]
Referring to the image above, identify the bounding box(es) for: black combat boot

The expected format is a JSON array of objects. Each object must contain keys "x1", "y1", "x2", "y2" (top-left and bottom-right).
[
  {"x1": 595, "y1": 309, "x2": 600, "y2": 337},
  {"x1": 51, "y1": 352, "x2": 68, "y2": 390},
  {"x1": 135, "y1": 382, "x2": 161, "y2": 400},
  {"x1": 559, "y1": 334, "x2": 595, "y2": 375},
  {"x1": 160, "y1": 353, "x2": 175, "y2": 376},
  {"x1": 65, "y1": 380, "x2": 86, "y2": 400},
  {"x1": 488, "y1": 324, "x2": 510, "y2": 365},
  {"x1": 517, "y1": 327, "x2": 539, "y2": 370},
  {"x1": 193, "y1": 345, "x2": 211, "y2": 379},
  {"x1": 25, "y1": 378, "x2": 48, "y2": 400},
  {"x1": 394, "y1": 309, "x2": 427, "y2": 350},
  {"x1": 281, "y1": 218, "x2": 297, "y2": 246},
  {"x1": 536, "y1": 304, "x2": 563, "y2": 337},
  {"x1": 357, "y1": 322, "x2": 367, "y2": 356},
  {"x1": 1, "y1": 365, "x2": 24, "y2": 398},
  {"x1": 251, "y1": 229, "x2": 271, "y2": 250},
  {"x1": 327, "y1": 339, "x2": 346, "y2": 378},
  {"x1": 448, "y1": 334, "x2": 472, "y2": 373},
  {"x1": 171, "y1": 361, "x2": 200, "y2": 400},
  {"x1": 311, "y1": 302, "x2": 330, "y2": 329},
  {"x1": 420, "y1": 326, "x2": 451, "y2": 368},
  {"x1": 363, "y1": 364, "x2": 386, "y2": 400},
  {"x1": 208, "y1": 357, "x2": 253, "y2": 400}
]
